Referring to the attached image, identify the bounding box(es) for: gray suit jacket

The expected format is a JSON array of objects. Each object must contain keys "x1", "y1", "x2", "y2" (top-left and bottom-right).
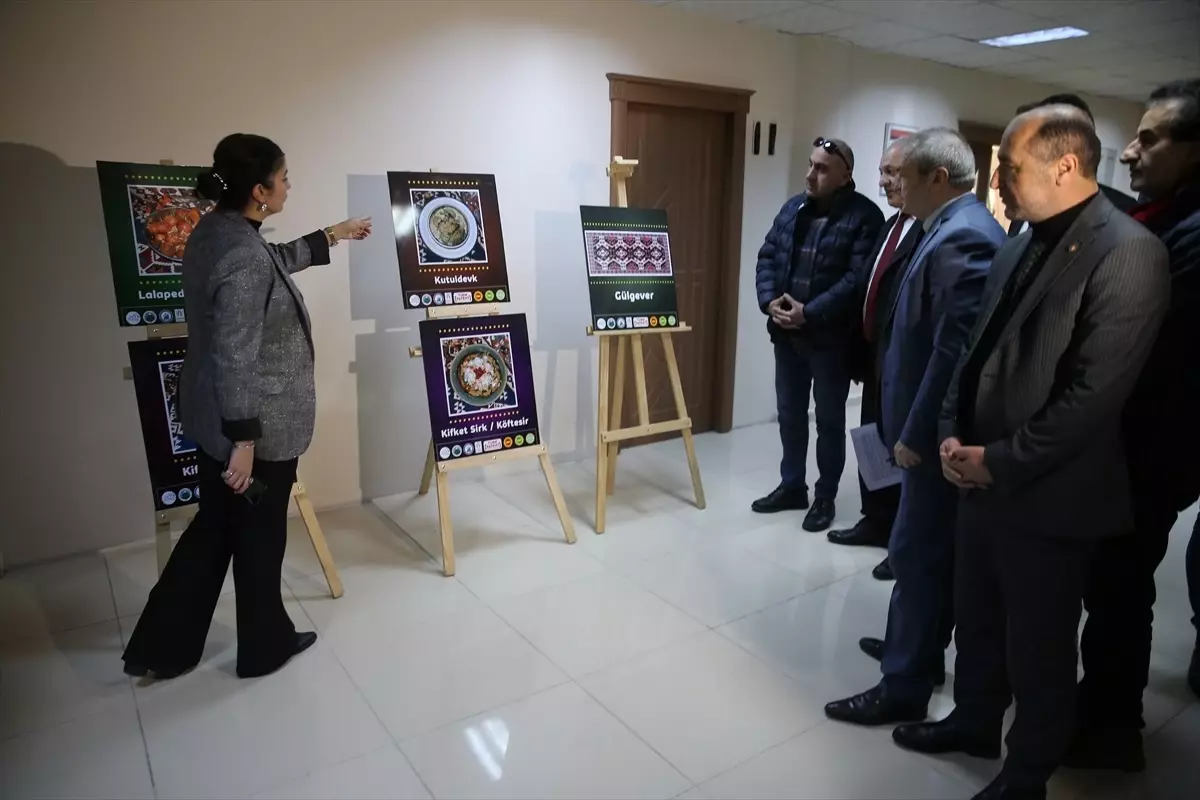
[
  {"x1": 180, "y1": 209, "x2": 328, "y2": 463},
  {"x1": 940, "y1": 194, "x2": 1171, "y2": 539}
]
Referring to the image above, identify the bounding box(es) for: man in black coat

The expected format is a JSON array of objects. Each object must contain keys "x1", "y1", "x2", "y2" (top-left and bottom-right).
[
  {"x1": 753, "y1": 137, "x2": 884, "y2": 532},
  {"x1": 1067, "y1": 78, "x2": 1200, "y2": 771},
  {"x1": 892, "y1": 105, "x2": 1170, "y2": 800},
  {"x1": 827, "y1": 137, "x2": 923, "y2": 581}
]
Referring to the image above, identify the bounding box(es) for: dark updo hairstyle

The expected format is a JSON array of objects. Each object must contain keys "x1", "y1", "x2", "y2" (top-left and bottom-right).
[{"x1": 195, "y1": 134, "x2": 285, "y2": 210}]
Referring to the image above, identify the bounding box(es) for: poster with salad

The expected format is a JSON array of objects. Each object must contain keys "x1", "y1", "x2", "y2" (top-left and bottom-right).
[{"x1": 97, "y1": 161, "x2": 213, "y2": 327}]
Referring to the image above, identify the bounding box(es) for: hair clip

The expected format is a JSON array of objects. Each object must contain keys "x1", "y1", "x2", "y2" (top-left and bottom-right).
[{"x1": 213, "y1": 171, "x2": 228, "y2": 191}]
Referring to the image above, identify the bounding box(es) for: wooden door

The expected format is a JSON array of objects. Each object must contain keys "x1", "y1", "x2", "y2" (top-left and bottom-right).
[{"x1": 609, "y1": 75, "x2": 752, "y2": 438}]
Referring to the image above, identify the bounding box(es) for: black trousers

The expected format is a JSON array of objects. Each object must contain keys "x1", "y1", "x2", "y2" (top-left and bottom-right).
[
  {"x1": 123, "y1": 451, "x2": 300, "y2": 677},
  {"x1": 952, "y1": 500, "x2": 1094, "y2": 789},
  {"x1": 1077, "y1": 495, "x2": 1176, "y2": 731},
  {"x1": 857, "y1": 368, "x2": 901, "y2": 531}
]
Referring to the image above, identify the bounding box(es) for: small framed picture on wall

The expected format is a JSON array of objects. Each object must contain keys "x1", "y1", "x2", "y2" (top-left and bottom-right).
[{"x1": 881, "y1": 123, "x2": 918, "y2": 195}]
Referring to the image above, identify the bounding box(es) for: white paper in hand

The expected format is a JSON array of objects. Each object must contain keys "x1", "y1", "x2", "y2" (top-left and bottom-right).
[{"x1": 851, "y1": 424, "x2": 903, "y2": 491}]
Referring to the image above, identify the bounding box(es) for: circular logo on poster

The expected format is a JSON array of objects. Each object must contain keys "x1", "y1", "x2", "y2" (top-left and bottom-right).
[
  {"x1": 616, "y1": 317, "x2": 626, "y2": 329},
  {"x1": 668, "y1": 315, "x2": 677, "y2": 326},
  {"x1": 451, "y1": 444, "x2": 463, "y2": 457},
  {"x1": 515, "y1": 435, "x2": 525, "y2": 446},
  {"x1": 503, "y1": 437, "x2": 514, "y2": 448},
  {"x1": 126, "y1": 311, "x2": 142, "y2": 325},
  {"x1": 159, "y1": 309, "x2": 174, "y2": 323},
  {"x1": 421, "y1": 294, "x2": 433, "y2": 306},
  {"x1": 143, "y1": 310, "x2": 158, "y2": 324},
  {"x1": 439, "y1": 446, "x2": 451, "y2": 459},
  {"x1": 496, "y1": 289, "x2": 506, "y2": 301},
  {"x1": 485, "y1": 290, "x2": 495, "y2": 301},
  {"x1": 433, "y1": 293, "x2": 444, "y2": 305},
  {"x1": 464, "y1": 443, "x2": 475, "y2": 455},
  {"x1": 607, "y1": 318, "x2": 617, "y2": 330},
  {"x1": 473, "y1": 291, "x2": 484, "y2": 302},
  {"x1": 596, "y1": 318, "x2": 607, "y2": 330},
  {"x1": 649, "y1": 316, "x2": 658, "y2": 327},
  {"x1": 161, "y1": 491, "x2": 177, "y2": 506},
  {"x1": 178, "y1": 488, "x2": 193, "y2": 502},
  {"x1": 195, "y1": 486, "x2": 200, "y2": 499},
  {"x1": 409, "y1": 294, "x2": 422, "y2": 307},
  {"x1": 525, "y1": 432, "x2": 536, "y2": 445}
]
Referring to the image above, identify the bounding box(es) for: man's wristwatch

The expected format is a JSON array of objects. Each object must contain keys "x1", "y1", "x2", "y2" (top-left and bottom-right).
[{"x1": 324, "y1": 226, "x2": 339, "y2": 247}]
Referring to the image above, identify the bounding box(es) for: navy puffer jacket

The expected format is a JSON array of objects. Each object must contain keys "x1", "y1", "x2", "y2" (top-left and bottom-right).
[{"x1": 755, "y1": 184, "x2": 884, "y2": 343}]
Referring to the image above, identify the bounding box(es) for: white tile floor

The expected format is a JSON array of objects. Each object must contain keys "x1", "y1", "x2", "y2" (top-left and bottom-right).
[{"x1": 1, "y1": 421, "x2": 1197, "y2": 799}]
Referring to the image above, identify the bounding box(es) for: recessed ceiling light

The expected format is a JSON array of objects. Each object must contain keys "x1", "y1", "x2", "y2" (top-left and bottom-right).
[{"x1": 980, "y1": 27, "x2": 1089, "y2": 47}]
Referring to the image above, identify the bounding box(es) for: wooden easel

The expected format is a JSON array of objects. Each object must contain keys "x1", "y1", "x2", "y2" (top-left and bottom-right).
[
  {"x1": 144, "y1": 159, "x2": 343, "y2": 598},
  {"x1": 408, "y1": 304, "x2": 577, "y2": 576},
  {"x1": 590, "y1": 157, "x2": 706, "y2": 533}
]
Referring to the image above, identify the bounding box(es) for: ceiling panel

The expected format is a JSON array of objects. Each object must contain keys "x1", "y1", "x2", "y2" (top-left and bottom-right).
[{"x1": 648, "y1": 0, "x2": 1200, "y2": 102}]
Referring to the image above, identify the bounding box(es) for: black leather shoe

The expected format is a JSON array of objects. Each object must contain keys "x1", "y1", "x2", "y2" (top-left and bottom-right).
[
  {"x1": 892, "y1": 715, "x2": 1001, "y2": 759},
  {"x1": 803, "y1": 498, "x2": 836, "y2": 531},
  {"x1": 123, "y1": 661, "x2": 188, "y2": 681},
  {"x1": 872, "y1": 556, "x2": 894, "y2": 580},
  {"x1": 751, "y1": 485, "x2": 809, "y2": 514},
  {"x1": 825, "y1": 685, "x2": 927, "y2": 726},
  {"x1": 237, "y1": 631, "x2": 318, "y2": 679},
  {"x1": 858, "y1": 636, "x2": 946, "y2": 686},
  {"x1": 971, "y1": 775, "x2": 1046, "y2": 799},
  {"x1": 827, "y1": 518, "x2": 889, "y2": 548},
  {"x1": 1062, "y1": 727, "x2": 1146, "y2": 773}
]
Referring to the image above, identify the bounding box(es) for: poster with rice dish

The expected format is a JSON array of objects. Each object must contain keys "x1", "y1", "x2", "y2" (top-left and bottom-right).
[
  {"x1": 579, "y1": 205, "x2": 679, "y2": 332},
  {"x1": 419, "y1": 313, "x2": 540, "y2": 464},
  {"x1": 387, "y1": 171, "x2": 510, "y2": 310},
  {"x1": 97, "y1": 161, "x2": 213, "y2": 327},
  {"x1": 127, "y1": 338, "x2": 201, "y2": 511}
]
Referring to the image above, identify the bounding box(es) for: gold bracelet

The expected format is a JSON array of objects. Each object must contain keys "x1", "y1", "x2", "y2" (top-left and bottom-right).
[{"x1": 324, "y1": 226, "x2": 339, "y2": 247}]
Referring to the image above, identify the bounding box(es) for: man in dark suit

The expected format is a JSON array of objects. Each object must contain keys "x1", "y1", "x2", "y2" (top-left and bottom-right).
[
  {"x1": 1005, "y1": 94, "x2": 1135, "y2": 239},
  {"x1": 828, "y1": 137, "x2": 923, "y2": 582},
  {"x1": 753, "y1": 138, "x2": 884, "y2": 532},
  {"x1": 892, "y1": 106, "x2": 1170, "y2": 800},
  {"x1": 1067, "y1": 78, "x2": 1200, "y2": 770},
  {"x1": 826, "y1": 128, "x2": 1004, "y2": 727}
]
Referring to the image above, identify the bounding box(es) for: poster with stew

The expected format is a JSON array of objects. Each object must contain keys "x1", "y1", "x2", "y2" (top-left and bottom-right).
[
  {"x1": 127, "y1": 337, "x2": 201, "y2": 511},
  {"x1": 418, "y1": 313, "x2": 540, "y2": 464},
  {"x1": 97, "y1": 161, "x2": 213, "y2": 327},
  {"x1": 579, "y1": 205, "x2": 679, "y2": 332},
  {"x1": 387, "y1": 171, "x2": 510, "y2": 310}
]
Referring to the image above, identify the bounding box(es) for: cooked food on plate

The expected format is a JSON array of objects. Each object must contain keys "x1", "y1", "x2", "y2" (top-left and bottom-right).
[
  {"x1": 429, "y1": 205, "x2": 469, "y2": 247},
  {"x1": 457, "y1": 350, "x2": 502, "y2": 398}
]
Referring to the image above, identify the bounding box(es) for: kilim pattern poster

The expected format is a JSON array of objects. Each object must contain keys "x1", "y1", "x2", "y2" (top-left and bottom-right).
[{"x1": 579, "y1": 206, "x2": 679, "y2": 332}]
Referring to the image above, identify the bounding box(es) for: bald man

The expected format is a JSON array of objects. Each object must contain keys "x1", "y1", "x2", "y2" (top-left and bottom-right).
[
  {"x1": 754, "y1": 137, "x2": 884, "y2": 532},
  {"x1": 892, "y1": 106, "x2": 1170, "y2": 799}
]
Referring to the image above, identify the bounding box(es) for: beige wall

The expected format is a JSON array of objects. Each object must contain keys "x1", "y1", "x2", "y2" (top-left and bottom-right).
[{"x1": 0, "y1": 0, "x2": 1143, "y2": 565}]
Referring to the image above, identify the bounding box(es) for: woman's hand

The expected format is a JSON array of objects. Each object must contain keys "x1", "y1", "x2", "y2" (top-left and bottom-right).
[
  {"x1": 331, "y1": 217, "x2": 372, "y2": 242},
  {"x1": 224, "y1": 443, "x2": 255, "y2": 494}
]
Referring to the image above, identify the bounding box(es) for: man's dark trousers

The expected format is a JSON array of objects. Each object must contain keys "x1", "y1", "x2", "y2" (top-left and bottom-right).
[
  {"x1": 774, "y1": 338, "x2": 850, "y2": 500},
  {"x1": 857, "y1": 368, "x2": 900, "y2": 530},
  {"x1": 880, "y1": 463, "x2": 955, "y2": 705}
]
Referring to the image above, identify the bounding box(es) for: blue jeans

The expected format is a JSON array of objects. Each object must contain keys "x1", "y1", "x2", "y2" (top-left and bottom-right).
[
  {"x1": 881, "y1": 465, "x2": 957, "y2": 706},
  {"x1": 773, "y1": 340, "x2": 850, "y2": 500}
]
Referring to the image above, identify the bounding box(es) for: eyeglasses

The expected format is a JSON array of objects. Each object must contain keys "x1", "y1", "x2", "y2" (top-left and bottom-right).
[{"x1": 814, "y1": 137, "x2": 851, "y2": 171}]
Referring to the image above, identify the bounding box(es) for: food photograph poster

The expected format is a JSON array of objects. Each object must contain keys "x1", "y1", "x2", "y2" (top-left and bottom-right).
[
  {"x1": 579, "y1": 206, "x2": 680, "y2": 332},
  {"x1": 97, "y1": 161, "x2": 213, "y2": 326},
  {"x1": 418, "y1": 313, "x2": 541, "y2": 464},
  {"x1": 387, "y1": 171, "x2": 510, "y2": 310},
  {"x1": 127, "y1": 338, "x2": 201, "y2": 511}
]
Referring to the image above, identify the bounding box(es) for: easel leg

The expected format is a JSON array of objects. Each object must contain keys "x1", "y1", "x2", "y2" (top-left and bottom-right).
[
  {"x1": 607, "y1": 336, "x2": 628, "y2": 496},
  {"x1": 595, "y1": 337, "x2": 612, "y2": 533},
  {"x1": 662, "y1": 333, "x2": 706, "y2": 509},
  {"x1": 419, "y1": 440, "x2": 436, "y2": 496},
  {"x1": 630, "y1": 335, "x2": 651, "y2": 427},
  {"x1": 292, "y1": 482, "x2": 344, "y2": 598},
  {"x1": 539, "y1": 452, "x2": 577, "y2": 544},
  {"x1": 155, "y1": 520, "x2": 172, "y2": 575},
  {"x1": 435, "y1": 470, "x2": 455, "y2": 576}
]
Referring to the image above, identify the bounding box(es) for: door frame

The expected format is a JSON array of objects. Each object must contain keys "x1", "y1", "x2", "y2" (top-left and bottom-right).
[
  {"x1": 959, "y1": 121, "x2": 1005, "y2": 204},
  {"x1": 607, "y1": 73, "x2": 753, "y2": 434}
]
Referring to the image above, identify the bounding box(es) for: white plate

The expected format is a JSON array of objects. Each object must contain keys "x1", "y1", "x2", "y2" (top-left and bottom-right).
[{"x1": 418, "y1": 196, "x2": 478, "y2": 260}]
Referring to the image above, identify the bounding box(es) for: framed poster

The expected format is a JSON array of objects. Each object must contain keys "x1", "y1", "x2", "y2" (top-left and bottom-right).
[
  {"x1": 881, "y1": 124, "x2": 918, "y2": 195},
  {"x1": 127, "y1": 337, "x2": 201, "y2": 511},
  {"x1": 579, "y1": 206, "x2": 679, "y2": 332},
  {"x1": 387, "y1": 172, "x2": 510, "y2": 310},
  {"x1": 97, "y1": 161, "x2": 213, "y2": 327},
  {"x1": 418, "y1": 313, "x2": 540, "y2": 464}
]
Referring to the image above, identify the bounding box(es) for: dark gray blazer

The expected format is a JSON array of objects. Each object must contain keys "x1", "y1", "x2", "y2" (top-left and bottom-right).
[
  {"x1": 940, "y1": 193, "x2": 1171, "y2": 539},
  {"x1": 180, "y1": 209, "x2": 328, "y2": 463}
]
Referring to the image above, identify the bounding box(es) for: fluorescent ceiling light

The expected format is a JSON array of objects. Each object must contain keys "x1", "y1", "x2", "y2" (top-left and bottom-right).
[{"x1": 980, "y1": 27, "x2": 1089, "y2": 47}]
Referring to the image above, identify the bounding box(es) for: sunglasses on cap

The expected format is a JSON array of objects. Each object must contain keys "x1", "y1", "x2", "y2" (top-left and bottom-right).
[{"x1": 813, "y1": 137, "x2": 851, "y2": 171}]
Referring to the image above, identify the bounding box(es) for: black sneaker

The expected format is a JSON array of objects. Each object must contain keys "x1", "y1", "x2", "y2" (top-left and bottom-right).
[
  {"x1": 751, "y1": 485, "x2": 810, "y2": 514},
  {"x1": 803, "y1": 498, "x2": 836, "y2": 531}
]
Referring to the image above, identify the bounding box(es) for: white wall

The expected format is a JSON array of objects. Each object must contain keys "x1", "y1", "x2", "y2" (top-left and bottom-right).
[
  {"x1": 0, "y1": 1, "x2": 1144, "y2": 565},
  {"x1": 0, "y1": 0, "x2": 798, "y2": 565}
]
